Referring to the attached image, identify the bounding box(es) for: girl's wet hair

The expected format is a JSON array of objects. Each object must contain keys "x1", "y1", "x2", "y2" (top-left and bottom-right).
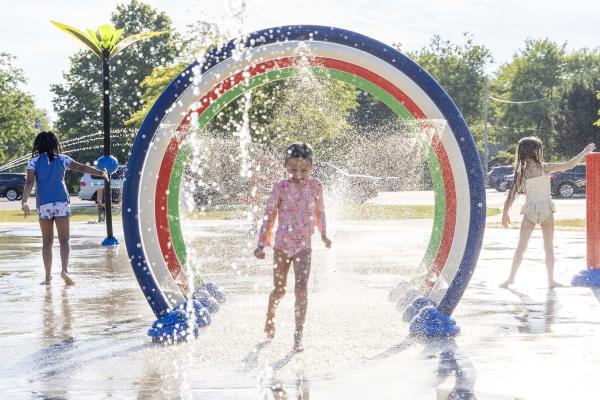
[
  {"x1": 506, "y1": 136, "x2": 544, "y2": 208},
  {"x1": 285, "y1": 142, "x2": 314, "y2": 165},
  {"x1": 32, "y1": 131, "x2": 63, "y2": 161}
]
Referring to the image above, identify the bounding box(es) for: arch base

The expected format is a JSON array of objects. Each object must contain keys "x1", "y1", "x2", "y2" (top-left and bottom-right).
[
  {"x1": 571, "y1": 269, "x2": 600, "y2": 287},
  {"x1": 409, "y1": 306, "x2": 460, "y2": 338}
]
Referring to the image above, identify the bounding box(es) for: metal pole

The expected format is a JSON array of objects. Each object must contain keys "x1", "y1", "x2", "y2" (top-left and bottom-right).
[
  {"x1": 102, "y1": 49, "x2": 114, "y2": 241},
  {"x1": 483, "y1": 78, "x2": 490, "y2": 180}
]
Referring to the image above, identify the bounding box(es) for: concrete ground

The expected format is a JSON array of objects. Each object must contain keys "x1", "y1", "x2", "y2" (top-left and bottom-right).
[{"x1": 0, "y1": 208, "x2": 597, "y2": 399}]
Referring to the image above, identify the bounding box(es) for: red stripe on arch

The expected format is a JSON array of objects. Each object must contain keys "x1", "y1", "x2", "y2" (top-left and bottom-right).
[
  {"x1": 424, "y1": 135, "x2": 457, "y2": 290},
  {"x1": 154, "y1": 56, "x2": 456, "y2": 295}
]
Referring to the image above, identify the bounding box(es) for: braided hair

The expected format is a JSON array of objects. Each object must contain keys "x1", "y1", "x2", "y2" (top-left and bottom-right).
[
  {"x1": 506, "y1": 136, "x2": 544, "y2": 209},
  {"x1": 284, "y1": 142, "x2": 314, "y2": 165},
  {"x1": 32, "y1": 131, "x2": 63, "y2": 162}
]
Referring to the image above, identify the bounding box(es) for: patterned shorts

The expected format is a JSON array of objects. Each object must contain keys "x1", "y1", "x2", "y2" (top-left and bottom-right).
[{"x1": 38, "y1": 202, "x2": 72, "y2": 220}]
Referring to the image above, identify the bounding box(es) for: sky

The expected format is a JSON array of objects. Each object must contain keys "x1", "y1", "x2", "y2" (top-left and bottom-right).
[{"x1": 1, "y1": 0, "x2": 598, "y2": 122}]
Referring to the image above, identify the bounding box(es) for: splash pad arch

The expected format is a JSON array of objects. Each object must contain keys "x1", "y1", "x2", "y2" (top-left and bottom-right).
[{"x1": 122, "y1": 25, "x2": 486, "y2": 340}]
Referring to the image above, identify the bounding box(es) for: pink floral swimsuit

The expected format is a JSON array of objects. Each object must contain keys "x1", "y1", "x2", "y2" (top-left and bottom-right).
[{"x1": 258, "y1": 178, "x2": 327, "y2": 257}]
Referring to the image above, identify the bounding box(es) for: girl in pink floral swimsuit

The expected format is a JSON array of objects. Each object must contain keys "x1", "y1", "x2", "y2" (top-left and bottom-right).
[{"x1": 254, "y1": 143, "x2": 332, "y2": 352}]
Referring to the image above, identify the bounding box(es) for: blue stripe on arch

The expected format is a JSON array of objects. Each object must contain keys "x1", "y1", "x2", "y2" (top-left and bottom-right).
[
  {"x1": 122, "y1": 64, "x2": 198, "y2": 317},
  {"x1": 122, "y1": 25, "x2": 486, "y2": 318}
]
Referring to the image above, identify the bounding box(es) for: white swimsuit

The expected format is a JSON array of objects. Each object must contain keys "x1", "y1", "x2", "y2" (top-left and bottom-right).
[{"x1": 520, "y1": 173, "x2": 555, "y2": 224}]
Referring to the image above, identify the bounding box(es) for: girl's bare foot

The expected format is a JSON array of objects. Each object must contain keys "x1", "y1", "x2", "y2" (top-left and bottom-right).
[
  {"x1": 61, "y1": 271, "x2": 75, "y2": 286},
  {"x1": 264, "y1": 316, "x2": 275, "y2": 339},
  {"x1": 548, "y1": 280, "x2": 564, "y2": 288},
  {"x1": 41, "y1": 276, "x2": 52, "y2": 285},
  {"x1": 293, "y1": 331, "x2": 304, "y2": 353},
  {"x1": 499, "y1": 279, "x2": 514, "y2": 288}
]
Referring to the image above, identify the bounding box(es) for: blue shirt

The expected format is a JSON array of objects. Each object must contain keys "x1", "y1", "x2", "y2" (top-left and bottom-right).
[{"x1": 27, "y1": 153, "x2": 73, "y2": 208}]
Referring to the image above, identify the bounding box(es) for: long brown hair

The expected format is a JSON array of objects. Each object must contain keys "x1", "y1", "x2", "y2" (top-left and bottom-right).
[{"x1": 506, "y1": 136, "x2": 544, "y2": 208}]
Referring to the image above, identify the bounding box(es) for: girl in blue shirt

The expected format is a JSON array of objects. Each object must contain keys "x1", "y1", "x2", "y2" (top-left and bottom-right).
[{"x1": 21, "y1": 132, "x2": 108, "y2": 285}]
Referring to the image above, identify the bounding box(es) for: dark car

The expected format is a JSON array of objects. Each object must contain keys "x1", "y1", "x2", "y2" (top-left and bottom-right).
[
  {"x1": 551, "y1": 164, "x2": 586, "y2": 198},
  {"x1": 488, "y1": 165, "x2": 514, "y2": 191},
  {"x1": 497, "y1": 164, "x2": 586, "y2": 198},
  {"x1": 313, "y1": 162, "x2": 379, "y2": 203},
  {"x1": 0, "y1": 173, "x2": 26, "y2": 201}
]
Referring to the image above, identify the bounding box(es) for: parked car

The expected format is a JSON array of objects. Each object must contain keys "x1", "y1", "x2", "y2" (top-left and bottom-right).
[
  {"x1": 0, "y1": 173, "x2": 26, "y2": 201},
  {"x1": 496, "y1": 164, "x2": 586, "y2": 198},
  {"x1": 313, "y1": 161, "x2": 379, "y2": 203},
  {"x1": 488, "y1": 165, "x2": 514, "y2": 191},
  {"x1": 551, "y1": 164, "x2": 586, "y2": 198},
  {"x1": 78, "y1": 166, "x2": 126, "y2": 201}
]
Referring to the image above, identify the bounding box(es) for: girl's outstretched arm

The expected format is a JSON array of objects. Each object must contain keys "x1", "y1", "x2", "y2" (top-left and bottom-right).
[
  {"x1": 257, "y1": 182, "x2": 281, "y2": 248},
  {"x1": 68, "y1": 160, "x2": 109, "y2": 180},
  {"x1": 544, "y1": 143, "x2": 596, "y2": 174},
  {"x1": 314, "y1": 180, "x2": 332, "y2": 248}
]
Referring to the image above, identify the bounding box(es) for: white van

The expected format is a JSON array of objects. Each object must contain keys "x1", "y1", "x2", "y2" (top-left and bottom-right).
[{"x1": 78, "y1": 166, "x2": 126, "y2": 201}]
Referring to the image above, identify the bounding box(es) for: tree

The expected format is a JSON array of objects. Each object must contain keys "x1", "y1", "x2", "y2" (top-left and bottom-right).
[
  {"x1": 130, "y1": 54, "x2": 359, "y2": 160},
  {"x1": 0, "y1": 53, "x2": 48, "y2": 168},
  {"x1": 551, "y1": 49, "x2": 600, "y2": 157},
  {"x1": 552, "y1": 78, "x2": 600, "y2": 157},
  {"x1": 410, "y1": 35, "x2": 492, "y2": 123},
  {"x1": 51, "y1": 0, "x2": 179, "y2": 165},
  {"x1": 596, "y1": 91, "x2": 600, "y2": 127},
  {"x1": 490, "y1": 39, "x2": 566, "y2": 151}
]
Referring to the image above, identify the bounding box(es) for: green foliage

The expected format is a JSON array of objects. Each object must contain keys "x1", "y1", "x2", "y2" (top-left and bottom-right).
[
  {"x1": 551, "y1": 76, "x2": 600, "y2": 157},
  {"x1": 596, "y1": 91, "x2": 600, "y2": 127},
  {"x1": 126, "y1": 63, "x2": 185, "y2": 127},
  {"x1": 490, "y1": 150, "x2": 515, "y2": 166},
  {"x1": 489, "y1": 39, "x2": 566, "y2": 150},
  {"x1": 132, "y1": 61, "x2": 360, "y2": 160},
  {"x1": 488, "y1": 43, "x2": 599, "y2": 159},
  {"x1": 0, "y1": 53, "x2": 48, "y2": 167},
  {"x1": 406, "y1": 34, "x2": 493, "y2": 146},
  {"x1": 250, "y1": 75, "x2": 359, "y2": 149}
]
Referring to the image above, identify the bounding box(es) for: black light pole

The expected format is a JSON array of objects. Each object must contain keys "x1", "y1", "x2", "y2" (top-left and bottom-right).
[
  {"x1": 51, "y1": 20, "x2": 166, "y2": 246},
  {"x1": 102, "y1": 48, "x2": 115, "y2": 243}
]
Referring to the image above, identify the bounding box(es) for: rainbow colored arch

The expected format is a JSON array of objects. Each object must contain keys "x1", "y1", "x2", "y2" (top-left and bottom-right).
[{"x1": 122, "y1": 25, "x2": 486, "y2": 323}]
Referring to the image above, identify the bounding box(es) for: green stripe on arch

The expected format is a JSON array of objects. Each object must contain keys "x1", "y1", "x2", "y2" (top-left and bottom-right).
[{"x1": 167, "y1": 66, "x2": 446, "y2": 274}]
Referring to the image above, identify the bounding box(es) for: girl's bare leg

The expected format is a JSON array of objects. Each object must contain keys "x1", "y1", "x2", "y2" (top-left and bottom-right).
[
  {"x1": 39, "y1": 219, "x2": 54, "y2": 284},
  {"x1": 265, "y1": 249, "x2": 292, "y2": 339},
  {"x1": 540, "y1": 214, "x2": 562, "y2": 287},
  {"x1": 500, "y1": 216, "x2": 535, "y2": 288},
  {"x1": 292, "y1": 249, "x2": 312, "y2": 352},
  {"x1": 55, "y1": 217, "x2": 74, "y2": 285}
]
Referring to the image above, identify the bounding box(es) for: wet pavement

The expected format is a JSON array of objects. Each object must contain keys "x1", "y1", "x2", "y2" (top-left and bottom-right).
[{"x1": 0, "y1": 216, "x2": 599, "y2": 399}]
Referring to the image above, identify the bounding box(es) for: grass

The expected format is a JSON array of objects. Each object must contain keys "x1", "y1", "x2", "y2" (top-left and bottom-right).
[
  {"x1": 1, "y1": 204, "x2": 584, "y2": 231},
  {"x1": 1, "y1": 204, "x2": 500, "y2": 222},
  {"x1": 183, "y1": 204, "x2": 503, "y2": 221},
  {"x1": 487, "y1": 218, "x2": 585, "y2": 231},
  {"x1": 335, "y1": 204, "x2": 501, "y2": 220},
  {"x1": 183, "y1": 209, "x2": 246, "y2": 220}
]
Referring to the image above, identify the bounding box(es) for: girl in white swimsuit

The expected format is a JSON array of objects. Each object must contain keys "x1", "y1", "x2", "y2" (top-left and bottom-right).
[{"x1": 500, "y1": 137, "x2": 595, "y2": 288}]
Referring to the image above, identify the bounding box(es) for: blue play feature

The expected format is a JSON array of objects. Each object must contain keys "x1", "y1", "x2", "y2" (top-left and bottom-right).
[
  {"x1": 147, "y1": 282, "x2": 226, "y2": 343},
  {"x1": 409, "y1": 306, "x2": 460, "y2": 337},
  {"x1": 96, "y1": 155, "x2": 119, "y2": 175},
  {"x1": 402, "y1": 296, "x2": 436, "y2": 322},
  {"x1": 571, "y1": 269, "x2": 600, "y2": 287}
]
